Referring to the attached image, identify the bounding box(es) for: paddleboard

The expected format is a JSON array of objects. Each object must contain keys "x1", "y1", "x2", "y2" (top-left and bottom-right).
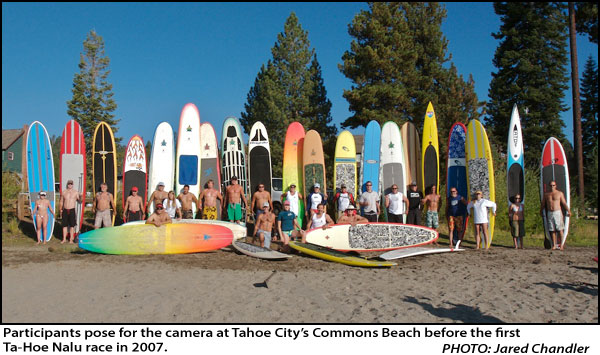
[
  {"x1": 334, "y1": 130, "x2": 357, "y2": 200},
  {"x1": 401, "y1": 121, "x2": 422, "y2": 190},
  {"x1": 123, "y1": 219, "x2": 247, "y2": 240},
  {"x1": 379, "y1": 247, "x2": 465, "y2": 260},
  {"x1": 122, "y1": 135, "x2": 147, "y2": 217},
  {"x1": 305, "y1": 222, "x2": 438, "y2": 252},
  {"x1": 222, "y1": 116, "x2": 249, "y2": 223},
  {"x1": 446, "y1": 122, "x2": 469, "y2": 240},
  {"x1": 26, "y1": 121, "x2": 55, "y2": 240},
  {"x1": 92, "y1": 122, "x2": 117, "y2": 225},
  {"x1": 422, "y1": 102, "x2": 439, "y2": 195},
  {"x1": 147, "y1": 122, "x2": 174, "y2": 214},
  {"x1": 176, "y1": 103, "x2": 202, "y2": 214},
  {"x1": 466, "y1": 119, "x2": 496, "y2": 247},
  {"x1": 540, "y1": 137, "x2": 570, "y2": 249},
  {"x1": 248, "y1": 121, "x2": 272, "y2": 196},
  {"x1": 199, "y1": 122, "x2": 222, "y2": 220},
  {"x1": 288, "y1": 241, "x2": 396, "y2": 267},
  {"x1": 78, "y1": 223, "x2": 233, "y2": 255},
  {"x1": 60, "y1": 120, "x2": 86, "y2": 235},
  {"x1": 232, "y1": 241, "x2": 292, "y2": 260},
  {"x1": 303, "y1": 130, "x2": 326, "y2": 200},
  {"x1": 282, "y1": 122, "x2": 305, "y2": 227},
  {"x1": 507, "y1": 104, "x2": 525, "y2": 208},
  {"x1": 360, "y1": 120, "x2": 381, "y2": 195},
  {"x1": 380, "y1": 121, "x2": 407, "y2": 222}
]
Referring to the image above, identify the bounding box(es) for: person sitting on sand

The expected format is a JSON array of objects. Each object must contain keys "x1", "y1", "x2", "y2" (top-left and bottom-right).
[
  {"x1": 178, "y1": 184, "x2": 200, "y2": 219},
  {"x1": 33, "y1": 191, "x2": 55, "y2": 245},
  {"x1": 162, "y1": 191, "x2": 182, "y2": 220},
  {"x1": 306, "y1": 203, "x2": 334, "y2": 231},
  {"x1": 147, "y1": 182, "x2": 168, "y2": 217},
  {"x1": 466, "y1": 191, "x2": 496, "y2": 250},
  {"x1": 337, "y1": 204, "x2": 368, "y2": 226},
  {"x1": 509, "y1": 194, "x2": 525, "y2": 249},
  {"x1": 93, "y1": 182, "x2": 115, "y2": 229},
  {"x1": 253, "y1": 202, "x2": 276, "y2": 249},
  {"x1": 59, "y1": 179, "x2": 83, "y2": 244},
  {"x1": 145, "y1": 203, "x2": 172, "y2": 227},
  {"x1": 198, "y1": 180, "x2": 223, "y2": 220},
  {"x1": 277, "y1": 200, "x2": 306, "y2": 248},
  {"x1": 123, "y1": 186, "x2": 144, "y2": 222},
  {"x1": 540, "y1": 180, "x2": 571, "y2": 250}
]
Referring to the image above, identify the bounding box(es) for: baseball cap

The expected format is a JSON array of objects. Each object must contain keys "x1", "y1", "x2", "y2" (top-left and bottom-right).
[
  {"x1": 476, "y1": 190, "x2": 483, "y2": 195},
  {"x1": 290, "y1": 184, "x2": 296, "y2": 188},
  {"x1": 314, "y1": 183, "x2": 320, "y2": 188},
  {"x1": 156, "y1": 203, "x2": 164, "y2": 209},
  {"x1": 410, "y1": 181, "x2": 417, "y2": 186},
  {"x1": 341, "y1": 184, "x2": 347, "y2": 188},
  {"x1": 158, "y1": 182, "x2": 165, "y2": 186},
  {"x1": 284, "y1": 200, "x2": 291, "y2": 206},
  {"x1": 39, "y1": 191, "x2": 47, "y2": 196},
  {"x1": 346, "y1": 204, "x2": 356, "y2": 210},
  {"x1": 131, "y1": 186, "x2": 138, "y2": 192},
  {"x1": 262, "y1": 201, "x2": 270, "y2": 207},
  {"x1": 231, "y1": 176, "x2": 238, "y2": 181}
]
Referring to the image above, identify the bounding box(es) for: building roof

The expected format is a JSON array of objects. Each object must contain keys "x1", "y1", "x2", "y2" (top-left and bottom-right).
[
  {"x1": 2, "y1": 129, "x2": 24, "y2": 150},
  {"x1": 354, "y1": 134, "x2": 364, "y2": 154}
]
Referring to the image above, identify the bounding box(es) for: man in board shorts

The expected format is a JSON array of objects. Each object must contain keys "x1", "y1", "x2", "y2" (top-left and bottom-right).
[{"x1": 94, "y1": 183, "x2": 115, "y2": 229}]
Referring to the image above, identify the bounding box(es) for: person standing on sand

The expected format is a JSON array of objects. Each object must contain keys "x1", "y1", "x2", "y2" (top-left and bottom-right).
[
  {"x1": 145, "y1": 203, "x2": 172, "y2": 227},
  {"x1": 253, "y1": 202, "x2": 276, "y2": 248},
  {"x1": 198, "y1": 180, "x2": 223, "y2": 220},
  {"x1": 423, "y1": 185, "x2": 442, "y2": 230},
  {"x1": 177, "y1": 184, "x2": 199, "y2": 219},
  {"x1": 93, "y1": 183, "x2": 115, "y2": 229},
  {"x1": 306, "y1": 183, "x2": 327, "y2": 219},
  {"x1": 224, "y1": 176, "x2": 248, "y2": 224},
  {"x1": 123, "y1": 186, "x2": 144, "y2": 222},
  {"x1": 281, "y1": 183, "x2": 303, "y2": 223},
  {"x1": 337, "y1": 204, "x2": 368, "y2": 226},
  {"x1": 406, "y1": 182, "x2": 424, "y2": 225},
  {"x1": 250, "y1": 183, "x2": 272, "y2": 222},
  {"x1": 467, "y1": 191, "x2": 496, "y2": 250},
  {"x1": 540, "y1": 180, "x2": 571, "y2": 250},
  {"x1": 33, "y1": 191, "x2": 55, "y2": 245},
  {"x1": 509, "y1": 194, "x2": 525, "y2": 249},
  {"x1": 58, "y1": 179, "x2": 83, "y2": 244},
  {"x1": 277, "y1": 200, "x2": 305, "y2": 247},
  {"x1": 385, "y1": 184, "x2": 409, "y2": 223},
  {"x1": 306, "y1": 203, "x2": 334, "y2": 231},
  {"x1": 359, "y1": 181, "x2": 380, "y2": 222},
  {"x1": 334, "y1": 184, "x2": 355, "y2": 221},
  {"x1": 147, "y1": 182, "x2": 168, "y2": 217},
  {"x1": 162, "y1": 191, "x2": 182, "y2": 220},
  {"x1": 446, "y1": 187, "x2": 468, "y2": 248}
]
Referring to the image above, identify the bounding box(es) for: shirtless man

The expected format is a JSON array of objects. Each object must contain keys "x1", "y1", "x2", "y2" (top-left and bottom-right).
[
  {"x1": 177, "y1": 184, "x2": 199, "y2": 219},
  {"x1": 145, "y1": 203, "x2": 172, "y2": 227},
  {"x1": 147, "y1": 182, "x2": 168, "y2": 217},
  {"x1": 253, "y1": 202, "x2": 276, "y2": 248},
  {"x1": 223, "y1": 176, "x2": 248, "y2": 224},
  {"x1": 251, "y1": 183, "x2": 272, "y2": 222},
  {"x1": 540, "y1": 180, "x2": 571, "y2": 250},
  {"x1": 58, "y1": 179, "x2": 83, "y2": 243},
  {"x1": 198, "y1": 180, "x2": 223, "y2": 220},
  {"x1": 423, "y1": 185, "x2": 441, "y2": 230},
  {"x1": 336, "y1": 204, "x2": 368, "y2": 226},
  {"x1": 123, "y1": 186, "x2": 144, "y2": 222},
  {"x1": 93, "y1": 183, "x2": 115, "y2": 229},
  {"x1": 33, "y1": 191, "x2": 55, "y2": 245}
]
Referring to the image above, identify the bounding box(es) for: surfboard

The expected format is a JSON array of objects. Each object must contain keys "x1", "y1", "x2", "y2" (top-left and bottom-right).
[
  {"x1": 540, "y1": 137, "x2": 570, "y2": 249},
  {"x1": 422, "y1": 102, "x2": 439, "y2": 195},
  {"x1": 447, "y1": 122, "x2": 469, "y2": 240},
  {"x1": 221, "y1": 116, "x2": 249, "y2": 224},
  {"x1": 380, "y1": 121, "x2": 407, "y2": 222},
  {"x1": 93, "y1": 122, "x2": 117, "y2": 225},
  {"x1": 26, "y1": 121, "x2": 55, "y2": 240},
  {"x1": 360, "y1": 120, "x2": 381, "y2": 196},
  {"x1": 282, "y1": 122, "x2": 305, "y2": 227},
  {"x1": 401, "y1": 121, "x2": 422, "y2": 190},
  {"x1": 176, "y1": 103, "x2": 202, "y2": 214},
  {"x1": 303, "y1": 129, "x2": 326, "y2": 200},
  {"x1": 466, "y1": 119, "x2": 496, "y2": 247},
  {"x1": 147, "y1": 122, "x2": 174, "y2": 214},
  {"x1": 507, "y1": 104, "x2": 525, "y2": 209},
  {"x1": 248, "y1": 121, "x2": 272, "y2": 196},
  {"x1": 379, "y1": 247, "x2": 465, "y2": 260},
  {"x1": 123, "y1": 219, "x2": 246, "y2": 240},
  {"x1": 78, "y1": 223, "x2": 233, "y2": 255},
  {"x1": 289, "y1": 241, "x2": 396, "y2": 267},
  {"x1": 199, "y1": 122, "x2": 222, "y2": 220},
  {"x1": 232, "y1": 241, "x2": 292, "y2": 260},
  {"x1": 334, "y1": 130, "x2": 357, "y2": 199},
  {"x1": 60, "y1": 120, "x2": 86, "y2": 235},
  {"x1": 122, "y1": 135, "x2": 147, "y2": 217},
  {"x1": 305, "y1": 222, "x2": 438, "y2": 252}
]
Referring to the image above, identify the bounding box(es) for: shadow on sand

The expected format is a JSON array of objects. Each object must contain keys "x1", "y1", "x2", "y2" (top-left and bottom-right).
[{"x1": 403, "y1": 296, "x2": 504, "y2": 323}]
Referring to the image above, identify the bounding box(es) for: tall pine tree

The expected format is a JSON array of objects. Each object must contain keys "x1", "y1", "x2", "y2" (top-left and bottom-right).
[
  {"x1": 487, "y1": 2, "x2": 569, "y2": 166},
  {"x1": 580, "y1": 56, "x2": 598, "y2": 207}
]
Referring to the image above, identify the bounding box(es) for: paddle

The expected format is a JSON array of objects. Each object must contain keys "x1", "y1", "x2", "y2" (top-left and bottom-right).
[{"x1": 253, "y1": 270, "x2": 277, "y2": 288}]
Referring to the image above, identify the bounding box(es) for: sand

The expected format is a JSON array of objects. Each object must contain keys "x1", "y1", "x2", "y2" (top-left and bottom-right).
[{"x1": 2, "y1": 239, "x2": 597, "y2": 323}]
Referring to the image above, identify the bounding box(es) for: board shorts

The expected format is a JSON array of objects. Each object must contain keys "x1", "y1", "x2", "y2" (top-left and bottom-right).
[
  {"x1": 126, "y1": 210, "x2": 143, "y2": 222},
  {"x1": 546, "y1": 210, "x2": 564, "y2": 232},
  {"x1": 510, "y1": 219, "x2": 525, "y2": 238},
  {"x1": 426, "y1": 211, "x2": 439, "y2": 229},
  {"x1": 62, "y1": 208, "x2": 77, "y2": 228},
  {"x1": 281, "y1": 230, "x2": 293, "y2": 239},
  {"x1": 202, "y1": 206, "x2": 217, "y2": 220},
  {"x1": 182, "y1": 209, "x2": 194, "y2": 219},
  {"x1": 258, "y1": 229, "x2": 272, "y2": 248},
  {"x1": 448, "y1": 215, "x2": 464, "y2": 232},
  {"x1": 228, "y1": 203, "x2": 242, "y2": 221},
  {"x1": 94, "y1": 209, "x2": 112, "y2": 228}
]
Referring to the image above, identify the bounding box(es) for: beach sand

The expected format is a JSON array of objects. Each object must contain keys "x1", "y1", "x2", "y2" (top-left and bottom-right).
[{"x1": 2, "y1": 237, "x2": 597, "y2": 323}]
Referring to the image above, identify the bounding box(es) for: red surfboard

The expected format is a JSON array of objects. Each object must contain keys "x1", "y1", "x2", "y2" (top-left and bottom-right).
[{"x1": 60, "y1": 120, "x2": 86, "y2": 236}]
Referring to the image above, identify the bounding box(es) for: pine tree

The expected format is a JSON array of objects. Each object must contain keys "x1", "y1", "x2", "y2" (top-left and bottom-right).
[
  {"x1": 575, "y1": 2, "x2": 598, "y2": 44},
  {"x1": 487, "y1": 2, "x2": 569, "y2": 166},
  {"x1": 580, "y1": 56, "x2": 598, "y2": 207}
]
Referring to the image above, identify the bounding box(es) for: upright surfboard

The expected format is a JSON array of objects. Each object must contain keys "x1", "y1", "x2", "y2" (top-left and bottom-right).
[
  {"x1": 380, "y1": 121, "x2": 407, "y2": 222},
  {"x1": 248, "y1": 121, "x2": 272, "y2": 195},
  {"x1": 222, "y1": 117, "x2": 249, "y2": 223},
  {"x1": 540, "y1": 137, "x2": 570, "y2": 249},
  {"x1": 303, "y1": 130, "x2": 326, "y2": 200},
  {"x1": 447, "y1": 122, "x2": 469, "y2": 238},
  {"x1": 507, "y1": 104, "x2": 525, "y2": 209},
  {"x1": 147, "y1": 122, "x2": 174, "y2": 214},
  {"x1": 199, "y1": 122, "x2": 222, "y2": 220},
  {"x1": 466, "y1": 119, "x2": 496, "y2": 247},
  {"x1": 176, "y1": 103, "x2": 202, "y2": 213},
  {"x1": 334, "y1": 130, "x2": 357, "y2": 198},
  {"x1": 282, "y1": 122, "x2": 305, "y2": 227},
  {"x1": 360, "y1": 121, "x2": 381, "y2": 196},
  {"x1": 26, "y1": 121, "x2": 55, "y2": 240},
  {"x1": 122, "y1": 135, "x2": 147, "y2": 215},
  {"x1": 401, "y1": 121, "x2": 422, "y2": 190},
  {"x1": 92, "y1": 122, "x2": 117, "y2": 225},
  {"x1": 60, "y1": 120, "x2": 86, "y2": 235},
  {"x1": 422, "y1": 102, "x2": 439, "y2": 195}
]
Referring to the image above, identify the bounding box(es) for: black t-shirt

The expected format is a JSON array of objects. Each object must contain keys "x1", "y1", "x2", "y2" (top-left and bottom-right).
[{"x1": 407, "y1": 191, "x2": 423, "y2": 210}]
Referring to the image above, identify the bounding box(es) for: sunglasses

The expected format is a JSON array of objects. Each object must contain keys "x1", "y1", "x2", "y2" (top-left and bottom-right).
[
  {"x1": 451, "y1": 191, "x2": 457, "y2": 193},
  {"x1": 156, "y1": 207, "x2": 164, "y2": 210},
  {"x1": 392, "y1": 187, "x2": 398, "y2": 190},
  {"x1": 550, "y1": 184, "x2": 556, "y2": 187},
  {"x1": 366, "y1": 184, "x2": 372, "y2": 186},
  {"x1": 515, "y1": 198, "x2": 521, "y2": 200}
]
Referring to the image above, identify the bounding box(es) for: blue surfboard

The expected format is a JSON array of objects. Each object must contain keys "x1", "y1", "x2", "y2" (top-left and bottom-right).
[
  {"x1": 446, "y1": 122, "x2": 468, "y2": 242},
  {"x1": 361, "y1": 120, "x2": 381, "y2": 194}
]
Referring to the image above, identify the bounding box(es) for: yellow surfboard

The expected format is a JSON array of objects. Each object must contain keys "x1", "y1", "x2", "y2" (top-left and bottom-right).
[
  {"x1": 465, "y1": 119, "x2": 495, "y2": 247},
  {"x1": 421, "y1": 102, "x2": 439, "y2": 195},
  {"x1": 333, "y1": 130, "x2": 357, "y2": 198},
  {"x1": 288, "y1": 241, "x2": 396, "y2": 267}
]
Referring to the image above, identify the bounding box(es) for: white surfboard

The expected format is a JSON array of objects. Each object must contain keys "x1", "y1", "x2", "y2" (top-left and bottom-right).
[
  {"x1": 148, "y1": 122, "x2": 175, "y2": 214},
  {"x1": 232, "y1": 241, "x2": 291, "y2": 260},
  {"x1": 380, "y1": 121, "x2": 408, "y2": 222},
  {"x1": 175, "y1": 103, "x2": 202, "y2": 214},
  {"x1": 248, "y1": 121, "x2": 272, "y2": 196},
  {"x1": 379, "y1": 246, "x2": 465, "y2": 260}
]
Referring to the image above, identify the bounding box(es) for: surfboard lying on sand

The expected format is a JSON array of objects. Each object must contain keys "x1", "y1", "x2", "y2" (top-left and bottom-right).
[
  {"x1": 123, "y1": 219, "x2": 247, "y2": 240},
  {"x1": 379, "y1": 246, "x2": 464, "y2": 260},
  {"x1": 288, "y1": 241, "x2": 396, "y2": 267},
  {"x1": 232, "y1": 241, "x2": 291, "y2": 260}
]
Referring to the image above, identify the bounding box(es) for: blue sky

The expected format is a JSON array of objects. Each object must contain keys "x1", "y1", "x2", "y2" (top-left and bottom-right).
[{"x1": 2, "y1": 3, "x2": 597, "y2": 146}]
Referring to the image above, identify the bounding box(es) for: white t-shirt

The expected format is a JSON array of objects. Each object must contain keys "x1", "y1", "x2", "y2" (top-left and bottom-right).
[
  {"x1": 359, "y1": 191, "x2": 379, "y2": 214},
  {"x1": 162, "y1": 198, "x2": 182, "y2": 219},
  {"x1": 337, "y1": 192, "x2": 351, "y2": 211},
  {"x1": 309, "y1": 193, "x2": 323, "y2": 210},
  {"x1": 387, "y1": 192, "x2": 405, "y2": 215},
  {"x1": 467, "y1": 199, "x2": 497, "y2": 224},
  {"x1": 285, "y1": 191, "x2": 300, "y2": 216}
]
